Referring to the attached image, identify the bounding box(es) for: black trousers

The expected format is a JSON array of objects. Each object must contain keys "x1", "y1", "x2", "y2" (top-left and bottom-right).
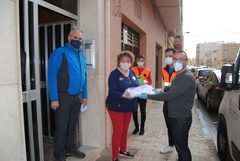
[
  {"x1": 163, "y1": 101, "x2": 174, "y2": 146},
  {"x1": 169, "y1": 116, "x2": 192, "y2": 161},
  {"x1": 132, "y1": 98, "x2": 147, "y2": 128},
  {"x1": 53, "y1": 93, "x2": 81, "y2": 158}
]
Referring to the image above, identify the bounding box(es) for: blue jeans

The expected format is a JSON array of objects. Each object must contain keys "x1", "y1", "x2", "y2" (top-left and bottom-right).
[{"x1": 169, "y1": 116, "x2": 192, "y2": 161}]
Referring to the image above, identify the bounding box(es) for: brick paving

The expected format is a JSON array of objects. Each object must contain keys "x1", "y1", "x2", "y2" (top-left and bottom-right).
[{"x1": 96, "y1": 98, "x2": 220, "y2": 161}]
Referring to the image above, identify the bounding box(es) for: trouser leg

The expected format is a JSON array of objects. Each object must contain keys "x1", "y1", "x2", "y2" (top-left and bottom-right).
[
  {"x1": 120, "y1": 113, "x2": 132, "y2": 152},
  {"x1": 108, "y1": 110, "x2": 124, "y2": 159},
  {"x1": 163, "y1": 102, "x2": 174, "y2": 146},
  {"x1": 132, "y1": 111, "x2": 139, "y2": 127},
  {"x1": 54, "y1": 94, "x2": 80, "y2": 158},
  {"x1": 65, "y1": 95, "x2": 81, "y2": 152},
  {"x1": 169, "y1": 117, "x2": 192, "y2": 161},
  {"x1": 138, "y1": 98, "x2": 147, "y2": 129}
]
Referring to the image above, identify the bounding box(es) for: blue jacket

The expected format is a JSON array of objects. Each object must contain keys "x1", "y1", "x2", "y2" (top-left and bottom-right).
[
  {"x1": 106, "y1": 69, "x2": 139, "y2": 112},
  {"x1": 48, "y1": 43, "x2": 88, "y2": 101}
]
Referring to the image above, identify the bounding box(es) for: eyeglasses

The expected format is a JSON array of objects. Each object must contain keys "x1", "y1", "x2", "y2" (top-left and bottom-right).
[{"x1": 173, "y1": 58, "x2": 186, "y2": 62}]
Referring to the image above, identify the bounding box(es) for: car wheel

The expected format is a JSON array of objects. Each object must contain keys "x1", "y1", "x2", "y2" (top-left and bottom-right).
[
  {"x1": 206, "y1": 96, "x2": 211, "y2": 111},
  {"x1": 217, "y1": 120, "x2": 232, "y2": 161}
]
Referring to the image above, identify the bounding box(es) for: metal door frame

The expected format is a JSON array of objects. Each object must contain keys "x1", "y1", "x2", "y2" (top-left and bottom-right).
[{"x1": 21, "y1": 0, "x2": 79, "y2": 160}]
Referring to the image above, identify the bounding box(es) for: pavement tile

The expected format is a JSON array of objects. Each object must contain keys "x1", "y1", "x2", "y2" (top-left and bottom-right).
[{"x1": 96, "y1": 99, "x2": 220, "y2": 161}]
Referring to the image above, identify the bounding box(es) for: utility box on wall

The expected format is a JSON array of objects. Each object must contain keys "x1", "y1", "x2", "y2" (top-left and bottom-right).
[{"x1": 82, "y1": 40, "x2": 95, "y2": 69}]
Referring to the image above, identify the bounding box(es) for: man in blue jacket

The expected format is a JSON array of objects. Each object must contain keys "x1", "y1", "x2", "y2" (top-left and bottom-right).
[{"x1": 48, "y1": 27, "x2": 88, "y2": 161}]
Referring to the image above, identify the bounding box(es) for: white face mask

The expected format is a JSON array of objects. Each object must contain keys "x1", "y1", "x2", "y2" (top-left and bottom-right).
[
  {"x1": 165, "y1": 57, "x2": 173, "y2": 65},
  {"x1": 120, "y1": 62, "x2": 131, "y2": 71},
  {"x1": 173, "y1": 61, "x2": 184, "y2": 72},
  {"x1": 137, "y1": 61, "x2": 144, "y2": 66}
]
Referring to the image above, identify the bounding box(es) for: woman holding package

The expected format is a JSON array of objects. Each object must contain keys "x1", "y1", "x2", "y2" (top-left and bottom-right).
[
  {"x1": 106, "y1": 51, "x2": 139, "y2": 161},
  {"x1": 131, "y1": 54, "x2": 152, "y2": 135}
]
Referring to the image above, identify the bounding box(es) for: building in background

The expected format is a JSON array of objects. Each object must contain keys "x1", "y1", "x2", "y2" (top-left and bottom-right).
[
  {"x1": 215, "y1": 43, "x2": 239, "y2": 68},
  {"x1": 195, "y1": 42, "x2": 239, "y2": 68},
  {"x1": 196, "y1": 42, "x2": 223, "y2": 66},
  {"x1": 0, "y1": 0, "x2": 182, "y2": 160}
]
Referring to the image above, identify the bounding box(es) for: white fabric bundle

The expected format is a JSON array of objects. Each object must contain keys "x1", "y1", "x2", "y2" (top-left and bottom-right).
[{"x1": 122, "y1": 85, "x2": 155, "y2": 99}]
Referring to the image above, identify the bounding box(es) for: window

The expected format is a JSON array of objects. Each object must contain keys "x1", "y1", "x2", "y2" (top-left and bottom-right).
[
  {"x1": 134, "y1": 0, "x2": 142, "y2": 20},
  {"x1": 224, "y1": 50, "x2": 229, "y2": 59}
]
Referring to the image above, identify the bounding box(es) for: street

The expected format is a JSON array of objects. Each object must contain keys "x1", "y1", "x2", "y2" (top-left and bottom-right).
[
  {"x1": 96, "y1": 93, "x2": 220, "y2": 161},
  {"x1": 195, "y1": 93, "x2": 219, "y2": 153}
]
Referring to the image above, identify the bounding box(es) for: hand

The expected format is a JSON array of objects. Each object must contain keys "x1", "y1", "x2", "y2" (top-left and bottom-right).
[
  {"x1": 152, "y1": 89, "x2": 160, "y2": 94},
  {"x1": 51, "y1": 101, "x2": 59, "y2": 110},
  {"x1": 136, "y1": 93, "x2": 148, "y2": 99},
  {"x1": 82, "y1": 98, "x2": 87, "y2": 106}
]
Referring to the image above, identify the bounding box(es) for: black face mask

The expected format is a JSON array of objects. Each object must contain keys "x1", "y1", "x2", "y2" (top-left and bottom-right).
[{"x1": 70, "y1": 39, "x2": 82, "y2": 49}]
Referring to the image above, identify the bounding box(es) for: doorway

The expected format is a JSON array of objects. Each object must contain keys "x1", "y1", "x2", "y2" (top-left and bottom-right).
[{"x1": 19, "y1": 0, "x2": 78, "y2": 160}]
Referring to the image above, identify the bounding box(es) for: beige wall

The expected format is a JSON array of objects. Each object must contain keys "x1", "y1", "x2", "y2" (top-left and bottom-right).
[
  {"x1": 0, "y1": 0, "x2": 180, "y2": 159},
  {"x1": 109, "y1": 0, "x2": 167, "y2": 88},
  {"x1": 0, "y1": 0, "x2": 27, "y2": 160},
  {"x1": 79, "y1": 0, "x2": 107, "y2": 149},
  {"x1": 216, "y1": 43, "x2": 239, "y2": 67}
]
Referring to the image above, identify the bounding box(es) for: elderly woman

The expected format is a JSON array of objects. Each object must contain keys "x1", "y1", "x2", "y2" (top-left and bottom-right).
[{"x1": 106, "y1": 51, "x2": 139, "y2": 161}]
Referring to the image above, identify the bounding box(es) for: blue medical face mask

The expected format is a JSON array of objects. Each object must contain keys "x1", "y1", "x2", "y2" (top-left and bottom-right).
[{"x1": 70, "y1": 39, "x2": 82, "y2": 49}]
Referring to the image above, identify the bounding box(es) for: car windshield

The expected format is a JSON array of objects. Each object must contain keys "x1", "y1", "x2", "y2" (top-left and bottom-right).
[{"x1": 199, "y1": 70, "x2": 212, "y2": 76}]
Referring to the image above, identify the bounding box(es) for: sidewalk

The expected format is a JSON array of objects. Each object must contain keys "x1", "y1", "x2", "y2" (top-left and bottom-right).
[{"x1": 96, "y1": 97, "x2": 220, "y2": 161}]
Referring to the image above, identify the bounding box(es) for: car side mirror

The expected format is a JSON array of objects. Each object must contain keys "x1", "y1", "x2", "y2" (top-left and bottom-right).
[{"x1": 220, "y1": 64, "x2": 233, "y2": 90}]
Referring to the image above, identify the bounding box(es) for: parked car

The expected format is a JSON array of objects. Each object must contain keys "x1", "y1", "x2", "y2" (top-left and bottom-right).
[
  {"x1": 217, "y1": 48, "x2": 240, "y2": 161},
  {"x1": 196, "y1": 70, "x2": 224, "y2": 111},
  {"x1": 194, "y1": 68, "x2": 216, "y2": 83},
  {"x1": 190, "y1": 66, "x2": 202, "y2": 75}
]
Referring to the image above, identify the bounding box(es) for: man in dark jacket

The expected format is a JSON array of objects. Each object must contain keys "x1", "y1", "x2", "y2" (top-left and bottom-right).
[{"x1": 137, "y1": 51, "x2": 196, "y2": 161}]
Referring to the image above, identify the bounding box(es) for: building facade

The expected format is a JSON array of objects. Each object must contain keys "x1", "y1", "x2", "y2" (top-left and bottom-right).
[
  {"x1": 196, "y1": 42, "x2": 222, "y2": 66},
  {"x1": 0, "y1": 0, "x2": 182, "y2": 160},
  {"x1": 214, "y1": 43, "x2": 240, "y2": 68}
]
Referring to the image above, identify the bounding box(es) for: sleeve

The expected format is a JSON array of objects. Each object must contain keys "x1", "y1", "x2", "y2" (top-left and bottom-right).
[
  {"x1": 148, "y1": 75, "x2": 195, "y2": 101},
  {"x1": 146, "y1": 72, "x2": 152, "y2": 85},
  {"x1": 48, "y1": 49, "x2": 63, "y2": 101},
  {"x1": 108, "y1": 71, "x2": 125, "y2": 99},
  {"x1": 81, "y1": 71, "x2": 88, "y2": 98}
]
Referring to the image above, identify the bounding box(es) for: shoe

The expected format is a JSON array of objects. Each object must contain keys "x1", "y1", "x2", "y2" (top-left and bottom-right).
[
  {"x1": 132, "y1": 127, "x2": 139, "y2": 135},
  {"x1": 160, "y1": 146, "x2": 174, "y2": 154},
  {"x1": 65, "y1": 148, "x2": 86, "y2": 158},
  {"x1": 119, "y1": 151, "x2": 135, "y2": 158},
  {"x1": 55, "y1": 158, "x2": 66, "y2": 161},
  {"x1": 139, "y1": 129, "x2": 144, "y2": 135},
  {"x1": 112, "y1": 159, "x2": 120, "y2": 161}
]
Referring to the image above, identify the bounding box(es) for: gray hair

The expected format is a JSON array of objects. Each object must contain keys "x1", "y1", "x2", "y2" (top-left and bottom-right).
[{"x1": 69, "y1": 26, "x2": 82, "y2": 36}]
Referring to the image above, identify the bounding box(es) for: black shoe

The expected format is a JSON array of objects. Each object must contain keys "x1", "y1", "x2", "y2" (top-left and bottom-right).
[
  {"x1": 119, "y1": 151, "x2": 135, "y2": 158},
  {"x1": 132, "y1": 128, "x2": 139, "y2": 135},
  {"x1": 139, "y1": 129, "x2": 144, "y2": 135},
  {"x1": 65, "y1": 148, "x2": 86, "y2": 158},
  {"x1": 112, "y1": 159, "x2": 120, "y2": 161}
]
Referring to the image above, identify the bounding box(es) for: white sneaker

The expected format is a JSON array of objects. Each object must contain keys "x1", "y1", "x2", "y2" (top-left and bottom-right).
[{"x1": 160, "y1": 146, "x2": 174, "y2": 154}]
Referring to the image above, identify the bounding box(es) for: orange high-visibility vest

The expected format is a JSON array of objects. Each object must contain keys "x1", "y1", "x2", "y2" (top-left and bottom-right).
[
  {"x1": 162, "y1": 68, "x2": 176, "y2": 86},
  {"x1": 132, "y1": 66, "x2": 151, "y2": 81}
]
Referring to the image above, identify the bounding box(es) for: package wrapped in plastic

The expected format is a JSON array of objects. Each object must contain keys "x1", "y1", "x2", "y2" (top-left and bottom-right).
[{"x1": 122, "y1": 85, "x2": 155, "y2": 99}]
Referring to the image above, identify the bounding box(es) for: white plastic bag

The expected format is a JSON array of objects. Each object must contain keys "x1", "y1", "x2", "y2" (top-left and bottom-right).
[{"x1": 122, "y1": 85, "x2": 155, "y2": 99}]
